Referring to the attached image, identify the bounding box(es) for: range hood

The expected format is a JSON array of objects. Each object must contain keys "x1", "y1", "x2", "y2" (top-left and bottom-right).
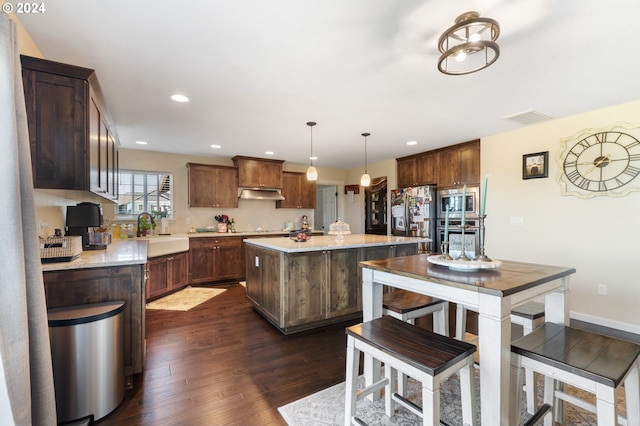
[{"x1": 238, "y1": 188, "x2": 285, "y2": 201}]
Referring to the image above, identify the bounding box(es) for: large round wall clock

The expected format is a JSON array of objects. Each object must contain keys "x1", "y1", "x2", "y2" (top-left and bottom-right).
[{"x1": 557, "y1": 123, "x2": 640, "y2": 198}]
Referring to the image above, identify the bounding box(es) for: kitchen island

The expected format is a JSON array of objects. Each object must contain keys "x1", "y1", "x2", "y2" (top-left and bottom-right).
[{"x1": 244, "y1": 234, "x2": 425, "y2": 334}]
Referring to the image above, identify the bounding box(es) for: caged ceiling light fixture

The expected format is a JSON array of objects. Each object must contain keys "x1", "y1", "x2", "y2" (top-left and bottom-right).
[
  {"x1": 306, "y1": 121, "x2": 318, "y2": 181},
  {"x1": 360, "y1": 132, "x2": 371, "y2": 187},
  {"x1": 437, "y1": 11, "x2": 500, "y2": 75}
]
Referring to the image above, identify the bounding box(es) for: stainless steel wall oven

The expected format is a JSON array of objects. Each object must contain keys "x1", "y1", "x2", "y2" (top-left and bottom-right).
[{"x1": 436, "y1": 187, "x2": 480, "y2": 257}]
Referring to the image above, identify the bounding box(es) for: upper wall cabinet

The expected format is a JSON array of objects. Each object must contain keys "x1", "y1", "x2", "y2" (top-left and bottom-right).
[
  {"x1": 276, "y1": 171, "x2": 316, "y2": 209},
  {"x1": 396, "y1": 151, "x2": 437, "y2": 188},
  {"x1": 436, "y1": 140, "x2": 480, "y2": 188},
  {"x1": 21, "y1": 55, "x2": 119, "y2": 201},
  {"x1": 396, "y1": 139, "x2": 479, "y2": 189},
  {"x1": 187, "y1": 163, "x2": 238, "y2": 208},
  {"x1": 232, "y1": 156, "x2": 284, "y2": 189}
]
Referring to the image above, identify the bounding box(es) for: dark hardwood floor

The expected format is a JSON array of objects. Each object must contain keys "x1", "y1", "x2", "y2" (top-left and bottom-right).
[
  {"x1": 95, "y1": 282, "x2": 360, "y2": 426},
  {"x1": 95, "y1": 282, "x2": 640, "y2": 426}
]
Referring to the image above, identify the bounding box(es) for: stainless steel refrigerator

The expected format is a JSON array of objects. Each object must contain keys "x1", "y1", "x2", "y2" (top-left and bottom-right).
[{"x1": 390, "y1": 185, "x2": 437, "y2": 253}]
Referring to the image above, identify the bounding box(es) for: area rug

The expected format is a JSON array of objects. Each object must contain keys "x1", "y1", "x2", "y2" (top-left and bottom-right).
[
  {"x1": 145, "y1": 286, "x2": 226, "y2": 311},
  {"x1": 278, "y1": 370, "x2": 626, "y2": 425}
]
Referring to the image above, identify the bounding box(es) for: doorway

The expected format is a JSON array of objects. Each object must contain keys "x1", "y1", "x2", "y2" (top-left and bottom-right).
[{"x1": 314, "y1": 185, "x2": 337, "y2": 234}]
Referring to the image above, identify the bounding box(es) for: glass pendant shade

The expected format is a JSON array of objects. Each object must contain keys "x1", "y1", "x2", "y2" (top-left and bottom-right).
[
  {"x1": 306, "y1": 121, "x2": 317, "y2": 181},
  {"x1": 360, "y1": 132, "x2": 371, "y2": 187},
  {"x1": 306, "y1": 166, "x2": 318, "y2": 181}
]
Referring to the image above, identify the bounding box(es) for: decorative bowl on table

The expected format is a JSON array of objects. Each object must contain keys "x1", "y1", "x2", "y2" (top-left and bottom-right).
[{"x1": 289, "y1": 229, "x2": 312, "y2": 242}]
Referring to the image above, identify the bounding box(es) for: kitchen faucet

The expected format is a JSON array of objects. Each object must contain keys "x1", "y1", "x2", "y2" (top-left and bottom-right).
[{"x1": 137, "y1": 212, "x2": 155, "y2": 237}]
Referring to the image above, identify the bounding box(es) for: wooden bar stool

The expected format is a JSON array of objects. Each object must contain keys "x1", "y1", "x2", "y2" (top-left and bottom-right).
[
  {"x1": 510, "y1": 301, "x2": 546, "y2": 334},
  {"x1": 383, "y1": 289, "x2": 449, "y2": 334},
  {"x1": 383, "y1": 290, "x2": 450, "y2": 396},
  {"x1": 456, "y1": 300, "x2": 546, "y2": 415},
  {"x1": 511, "y1": 322, "x2": 640, "y2": 426},
  {"x1": 344, "y1": 316, "x2": 477, "y2": 426},
  {"x1": 455, "y1": 301, "x2": 546, "y2": 340}
]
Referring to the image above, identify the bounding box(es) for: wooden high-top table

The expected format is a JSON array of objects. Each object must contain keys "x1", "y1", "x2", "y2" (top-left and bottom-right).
[{"x1": 360, "y1": 255, "x2": 576, "y2": 425}]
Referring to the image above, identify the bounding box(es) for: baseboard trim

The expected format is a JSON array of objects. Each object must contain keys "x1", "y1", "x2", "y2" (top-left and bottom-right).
[{"x1": 571, "y1": 311, "x2": 640, "y2": 336}]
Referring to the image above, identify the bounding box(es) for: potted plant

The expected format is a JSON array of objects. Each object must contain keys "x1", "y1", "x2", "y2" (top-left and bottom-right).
[{"x1": 138, "y1": 217, "x2": 152, "y2": 236}]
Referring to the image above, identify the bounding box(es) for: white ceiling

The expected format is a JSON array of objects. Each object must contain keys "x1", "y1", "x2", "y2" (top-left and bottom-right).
[{"x1": 17, "y1": 0, "x2": 640, "y2": 170}]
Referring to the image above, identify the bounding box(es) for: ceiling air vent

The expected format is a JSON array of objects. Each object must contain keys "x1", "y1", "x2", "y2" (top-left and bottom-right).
[{"x1": 503, "y1": 109, "x2": 552, "y2": 125}]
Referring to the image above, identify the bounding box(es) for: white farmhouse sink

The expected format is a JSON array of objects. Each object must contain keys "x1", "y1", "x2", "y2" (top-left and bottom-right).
[{"x1": 139, "y1": 235, "x2": 189, "y2": 258}]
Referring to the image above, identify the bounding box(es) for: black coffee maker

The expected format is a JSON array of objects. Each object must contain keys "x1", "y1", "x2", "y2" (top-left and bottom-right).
[{"x1": 65, "y1": 202, "x2": 105, "y2": 250}]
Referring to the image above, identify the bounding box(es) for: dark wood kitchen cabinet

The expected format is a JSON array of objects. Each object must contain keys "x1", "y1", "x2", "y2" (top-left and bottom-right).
[
  {"x1": 232, "y1": 156, "x2": 284, "y2": 189},
  {"x1": 436, "y1": 140, "x2": 480, "y2": 188},
  {"x1": 396, "y1": 140, "x2": 479, "y2": 189},
  {"x1": 396, "y1": 151, "x2": 437, "y2": 188},
  {"x1": 21, "y1": 55, "x2": 119, "y2": 201},
  {"x1": 276, "y1": 171, "x2": 316, "y2": 209},
  {"x1": 187, "y1": 163, "x2": 238, "y2": 208},
  {"x1": 189, "y1": 236, "x2": 244, "y2": 284},
  {"x1": 43, "y1": 264, "x2": 145, "y2": 384},
  {"x1": 146, "y1": 251, "x2": 189, "y2": 300}
]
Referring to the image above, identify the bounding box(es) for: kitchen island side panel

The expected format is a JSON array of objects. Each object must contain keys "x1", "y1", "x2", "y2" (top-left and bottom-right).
[{"x1": 285, "y1": 251, "x2": 326, "y2": 327}]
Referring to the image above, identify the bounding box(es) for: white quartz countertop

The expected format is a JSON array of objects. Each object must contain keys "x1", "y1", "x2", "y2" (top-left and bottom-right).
[
  {"x1": 243, "y1": 234, "x2": 429, "y2": 253},
  {"x1": 41, "y1": 239, "x2": 148, "y2": 271},
  {"x1": 187, "y1": 230, "x2": 322, "y2": 238}
]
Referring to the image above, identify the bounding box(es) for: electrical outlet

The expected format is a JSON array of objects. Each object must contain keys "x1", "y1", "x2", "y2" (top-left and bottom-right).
[
  {"x1": 597, "y1": 284, "x2": 607, "y2": 296},
  {"x1": 509, "y1": 216, "x2": 524, "y2": 225},
  {"x1": 186, "y1": 217, "x2": 191, "y2": 225}
]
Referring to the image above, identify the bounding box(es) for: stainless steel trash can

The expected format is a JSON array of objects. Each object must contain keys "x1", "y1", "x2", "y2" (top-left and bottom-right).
[{"x1": 48, "y1": 301, "x2": 125, "y2": 424}]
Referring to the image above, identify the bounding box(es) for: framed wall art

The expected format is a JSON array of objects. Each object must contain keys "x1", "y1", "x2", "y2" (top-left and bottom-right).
[{"x1": 523, "y1": 151, "x2": 549, "y2": 179}]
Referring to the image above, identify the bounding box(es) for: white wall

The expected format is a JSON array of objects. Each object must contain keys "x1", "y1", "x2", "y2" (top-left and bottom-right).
[{"x1": 482, "y1": 99, "x2": 640, "y2": 333}]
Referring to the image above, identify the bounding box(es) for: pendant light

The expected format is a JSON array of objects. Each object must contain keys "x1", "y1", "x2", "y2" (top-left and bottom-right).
[
  {"x1": 360, "y1": 132, "x2": 371, "y2": 187},
  {"x1": 306, "y1": 121, "x2": 318, "y2": 181}
]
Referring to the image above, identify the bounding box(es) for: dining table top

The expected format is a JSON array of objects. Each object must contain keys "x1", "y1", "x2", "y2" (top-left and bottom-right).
[{"x1": 359, "y1": 254, "x2": 576, "y2": 297}]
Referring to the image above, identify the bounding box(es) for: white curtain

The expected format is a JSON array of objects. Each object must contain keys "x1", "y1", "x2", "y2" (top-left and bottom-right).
[{"x1": 0, "y1": 14, "x2": 57, "y2": 425}]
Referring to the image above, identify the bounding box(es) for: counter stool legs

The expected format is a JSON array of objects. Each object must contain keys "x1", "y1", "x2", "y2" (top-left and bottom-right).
[
  {"x1": 344, "y1": 317, "x2": 477, "y2": 426},
  {"x1": 383, "y1": 290, "x2": 450, "y2": 396},
  {"x1": 512, "y1": 323, "x2": 640, "y2": 426}
]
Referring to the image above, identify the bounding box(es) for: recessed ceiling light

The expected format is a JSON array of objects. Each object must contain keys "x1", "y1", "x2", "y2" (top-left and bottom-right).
[
  {"x1": 310, "y1": 156, "x2": 318, "y2": 161},
  {"x1": 265, "y1": 151, "x2": 274, "y2": 155},
  {"x1": 170, "y1": 94, "x2": 189, "y2": 103},
  {"x1": 406, "y1": 140, "x2": 418, "y2": 146},
  {"x1": 210, "y1": 144, "x2": 221, "y2": 149},
  {"x1": 135, "y1": 140, "x2": 148, "y2": 145}
]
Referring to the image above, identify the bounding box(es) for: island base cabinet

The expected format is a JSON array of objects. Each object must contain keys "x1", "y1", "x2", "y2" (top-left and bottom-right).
[
  {"x1": 246, "y1": 244, "x2": 419, "y2": 334},
  {"x1": 43, "y1": 265, "x2": 145, "y2": 387},
  {"x1": 285, "y1": 251, "x2": 326, "y2": 327},
  {"x1": 327, "y1": 249, "x2": 359, "y2": 318}
]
